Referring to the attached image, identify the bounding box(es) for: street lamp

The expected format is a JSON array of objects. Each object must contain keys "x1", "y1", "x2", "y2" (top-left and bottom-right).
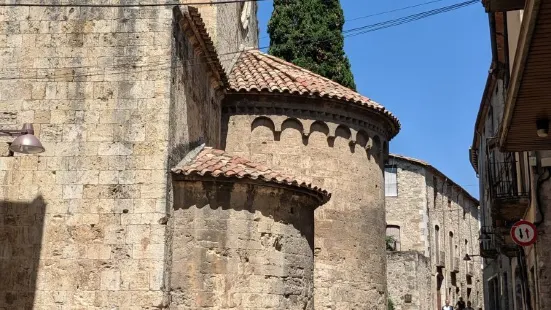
[
  {"x1": 0, "y1": 123, "x2": 45, "y2": 154},
  {"x1": 463, "y1": 254, "x2": 481, "y2": 261}
]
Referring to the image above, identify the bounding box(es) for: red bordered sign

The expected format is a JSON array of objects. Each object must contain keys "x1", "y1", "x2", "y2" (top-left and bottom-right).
[{"x1": 510, "y1": 220, "x2": 538, "y2": 247}]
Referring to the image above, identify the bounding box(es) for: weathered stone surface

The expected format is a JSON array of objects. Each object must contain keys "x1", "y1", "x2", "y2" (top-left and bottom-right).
[
  {"x1": 222, "y1": 97, "x2": 391, "y2": 309},
  {"x1": 386, "y1": 251, "x2": 431, "y2": 310},
  {"x1": 385, "y1": 155, "x2": 484, "y2": 310},
  {"x1": 0, "y1": 2, "x2": 257, "y2": 309},
  {"x1": 169, "y1": 181, "x2": 317, "y2": 309}
]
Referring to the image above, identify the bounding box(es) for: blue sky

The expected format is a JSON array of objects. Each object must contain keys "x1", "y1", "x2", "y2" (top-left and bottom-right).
[{"x1": 256, "y1": 0, "x2": 490, "y2": 199}]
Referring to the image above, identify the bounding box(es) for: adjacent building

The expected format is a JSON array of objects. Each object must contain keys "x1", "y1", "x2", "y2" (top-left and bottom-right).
[
  {"x1": 470, "y1": 0, "x2": 551, "y2": 309},
  {"x1": 385, "y1": 154, "x2": 484, "y2": 310}
]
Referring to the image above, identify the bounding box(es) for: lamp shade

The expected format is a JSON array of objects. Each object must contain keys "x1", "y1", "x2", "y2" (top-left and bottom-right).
[{"x1": 9, "y1": 134, "x2": 45, "y2": 154}]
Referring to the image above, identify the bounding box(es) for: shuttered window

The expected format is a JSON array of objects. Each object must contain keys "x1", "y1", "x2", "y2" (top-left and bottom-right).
[{"x1": 385, "y1": 165, "x2": 398, "y2": 197}]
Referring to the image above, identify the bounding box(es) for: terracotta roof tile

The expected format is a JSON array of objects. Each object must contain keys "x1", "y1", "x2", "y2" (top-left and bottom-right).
[
  {"x1": 227, "y1": 50, "x2": 400, "y2": 134},
  {"x1": 172, "y1": 145, "x2": 330, "y2": 203},
  {"x1": 174, "y1": 6, "x2": 228, "y2": 87}
]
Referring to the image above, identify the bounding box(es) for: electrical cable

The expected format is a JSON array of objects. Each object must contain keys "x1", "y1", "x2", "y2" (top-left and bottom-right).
[
  {"x1": 0, "y1": 0, "x2": 265, "y2": 8},
  {"x1": 258, "y1": 0, "x2": 450, "y2": 40},
  {"x1": 0, "y1": 0, "x2": 477, "y2": 82}
]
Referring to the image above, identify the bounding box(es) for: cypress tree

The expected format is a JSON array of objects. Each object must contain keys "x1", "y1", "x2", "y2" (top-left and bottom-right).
[{"x1": 267, "y1": 0, "x2": 356, "y2": 90}]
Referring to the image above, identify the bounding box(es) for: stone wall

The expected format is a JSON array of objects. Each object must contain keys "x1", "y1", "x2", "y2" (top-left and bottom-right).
[
  {"x1": 386, "y1": 155, "x2": 484, "y2": 310},
  {"x1": 222, "y1": 97, "x2": 390, "y2": 309},
  {"x1": 385, "y1": 159, "x2": 427, "y2": 253},
  {"x1": 387, "y1": 251, "x2": 431, "y2": 310},
  {"x1": 215, "y1": 1, "x2": 259, "y2": 73},
  {"x1": 169, "y1": 180, "x2": 317, "y2": 309},
  {"x1": 0, "y1": 3, "x2": 252, "y2": 308}
]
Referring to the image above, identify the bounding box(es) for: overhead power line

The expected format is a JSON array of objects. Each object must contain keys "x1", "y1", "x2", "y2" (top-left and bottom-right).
[
  {"x1": 344, "y1": 0, "x2": 478, "y2": 37},
  {"x1": 0, "y1": 0, "x2": 265, "y2": 7},
  {"x1": 346, "y1": 0, "x2": 448, "y2": 22},
  {"x1": 257, "y1": 0, "x2": 477, "y2": 51},
  {"x1": 0, "y1": 0, "x2": 476, "y2": 81},
  {"x1": 259, "y1": 0, "x2": 449, "y2": 41}
]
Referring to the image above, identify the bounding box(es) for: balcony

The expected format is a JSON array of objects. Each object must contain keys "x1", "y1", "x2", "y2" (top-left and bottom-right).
[
  {"x1": 488, "y1": 160, "x2": 530, "y2": 222},
  {"x1": 480, "y1": 226, "x2": 498, "y2": 259},
  {"x1": 482, "y1": 0, "x2": 525, "y2": 12},
  {"x1": 436, "y1": 251, "x2": 446, "y2": 267},
  {"x1": 452, "y1": 257, "x2": 460, "y2": 273}
]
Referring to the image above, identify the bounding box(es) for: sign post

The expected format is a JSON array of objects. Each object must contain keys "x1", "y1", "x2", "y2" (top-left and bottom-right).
[{"x1": 510, "y1": 220, "x2": 538, "y2": 247}]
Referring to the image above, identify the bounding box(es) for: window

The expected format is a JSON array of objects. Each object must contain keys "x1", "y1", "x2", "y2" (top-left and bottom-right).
[
  {"x1": 435, "y1": 225, "x2": 440, "y2": 257},
  {"x1": 449, "y1": 232, "x2": 454, "y2": 259},
  {"x1": 386, "y1": 225, "x2": 400, "y2": 251},
  {"x1": 433, "y1": 176, "x2": 438, "y2": 208},
  {"x1": 385, "y1": 165, "x2": 398, "y2": 197}
]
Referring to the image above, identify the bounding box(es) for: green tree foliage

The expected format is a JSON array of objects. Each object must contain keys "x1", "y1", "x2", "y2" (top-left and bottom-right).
[
  {"x1": 386, "y1": 236, "x2": 397, "y2": 251},
  {"x1": 388, "y1": 298, "x2": 395, "y2": 310},
  {"x1": 267, "y1": 0, "x2": 357, "y2": 90}
]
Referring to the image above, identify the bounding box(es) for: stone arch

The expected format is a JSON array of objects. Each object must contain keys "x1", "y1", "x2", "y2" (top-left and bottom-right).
[
  {"x1": 335, "y1": 125, "x2": 351, "y2": 140},
  {"x1": 251, "y1": 116, "x2": 276, "y2": 142},
  {"x1": 251, "y1": 116, "x2": 275, "y2": 134},
  {"x1": 356, "y1": 130, "x2": 369, "y2": 148},
  {"x1": 280, "y1": 118, "x2": 305, "y2": 142},
  {"x1": 370, "y1": 135, "x2": 381, "y2": 159},
  {"x1": 328, "y1": 124, "x2": 351, "y2": 148},
  {"x1": 307, "y1": 121, "x2": 330, "y2": 146},
  {"x1": 309, "y1": 121, "x2": 330, "y2": 137}
]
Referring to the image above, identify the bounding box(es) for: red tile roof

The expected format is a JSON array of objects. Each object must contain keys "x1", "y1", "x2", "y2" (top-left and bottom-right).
[
  {"x1": 227, "y1": 50, "x2": 400, "y2": 134},
  {"x1": 174, "y1": 6, "x2": 228, "y2": 87},
  {"x1": 172, "y1": 145, "x2": 330, "y2": 203}
]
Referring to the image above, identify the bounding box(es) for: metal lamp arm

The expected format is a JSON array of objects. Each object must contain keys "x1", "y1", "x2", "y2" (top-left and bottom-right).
[{"x1": 0, "y1": 124, "x2": 35, "y2": 137}]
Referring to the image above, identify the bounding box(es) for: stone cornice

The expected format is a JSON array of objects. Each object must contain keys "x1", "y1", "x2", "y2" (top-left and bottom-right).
[
  {"x1": 172, "y1": 174, "x2": 328, "y2": 206},
  {"x1": 223, "y1": 93, "x2": 395, "y2": 140}
]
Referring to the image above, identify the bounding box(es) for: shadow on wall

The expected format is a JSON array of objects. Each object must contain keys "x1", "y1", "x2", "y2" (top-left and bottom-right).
[
  {"x1": 173, "y1": 181, "x2": 315, "y2": 249},
  {"x1": 0, "y1": 196, "x2": 46, "y2": 309}
]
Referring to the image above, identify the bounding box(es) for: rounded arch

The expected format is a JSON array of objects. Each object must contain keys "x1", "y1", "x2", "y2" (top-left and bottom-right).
[
  {"x1": 251, "y1": 116, "x2": 276, "y2": 141},
  {"x1": 309, "y1": 121, "x2": 330, "y2": 137},
  {"x1": 335, "y1": 125, "x2": 351, "y2": 140},
  {"x1": 356, "y1": 130, "x2": 369, "y2": 148},
  {"x1": 251, "y1": 116, "x2": 275, "y2": 133},
  {"x1": 281, "y1": 118, "x2": 304, "y2": 134},
  {"x1": 372, "y1": 135, "x2": 382, "y2": 154}
]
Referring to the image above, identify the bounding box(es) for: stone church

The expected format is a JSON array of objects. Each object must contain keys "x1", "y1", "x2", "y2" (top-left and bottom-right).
[{"x1": 0, "y1": 1, "x2": 399, "y2": 309}]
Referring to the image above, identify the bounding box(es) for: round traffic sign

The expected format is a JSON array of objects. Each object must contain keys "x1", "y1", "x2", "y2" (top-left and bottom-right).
[{"x1": 510, "y1": 220, "x2": 538, "y2": 247}]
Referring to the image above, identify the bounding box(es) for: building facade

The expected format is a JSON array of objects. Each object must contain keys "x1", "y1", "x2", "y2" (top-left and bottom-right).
[
  {"x1": 385, "y1": 154, "x2": 484, "y2": 310},
  {"x1": 0, "y1": 1, "x2": 403, "y2": 309},
  {"x1": 222, "y1": 50, "x2": 400, "y2": 309},
  {"x1": 469, "y1": 0, "x2": 551, "y2": 309},
  {"x1": 0, "y1": 2, "x2": 258, "y2": 308}
]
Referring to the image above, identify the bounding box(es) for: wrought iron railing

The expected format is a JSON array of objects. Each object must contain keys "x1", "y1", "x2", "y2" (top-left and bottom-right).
[
  {"x1": 479, "y1": 226, "x2": 498, "y2": 258},
  {"x1": 488, "y1": 160, "x2": 529, "y2": 199}
]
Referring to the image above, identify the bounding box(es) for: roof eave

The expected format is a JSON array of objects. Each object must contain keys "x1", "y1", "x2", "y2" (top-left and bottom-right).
[
  {"x1": 173, "y1": 6, "x2": 229, "y2": 89},
  {"x1": 172, "y1": 173, "x2": 331, "y2": 205},
  {"x1": 388, "y1": 154, "x2": 479, "y2": 205},
  {"x1": 225, "y1": 90, "x2": 401, "y2": 140}
]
